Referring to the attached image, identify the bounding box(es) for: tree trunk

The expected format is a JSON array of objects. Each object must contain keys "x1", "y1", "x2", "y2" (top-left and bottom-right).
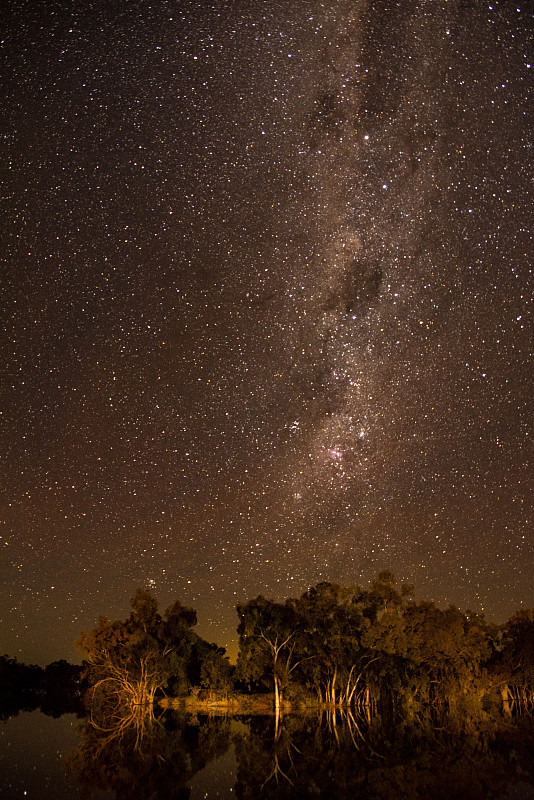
[
  {"x1": 329, "y1": 667, "x2": 337, "y2": 705},
  {"x1": 363, "y1": 686, "x2": 371, "y2": 724},
  {"x1": 274, "y1": 674, "x2": 281, "y2": 714},
  {"x1": 501, "y1": 684, "x2": 512, "y2": 718}
]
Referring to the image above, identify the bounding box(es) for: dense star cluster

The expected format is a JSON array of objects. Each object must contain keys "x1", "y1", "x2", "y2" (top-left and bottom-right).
[{"x1": 1, "y1": 0, "x2": 532, "y2": 664}]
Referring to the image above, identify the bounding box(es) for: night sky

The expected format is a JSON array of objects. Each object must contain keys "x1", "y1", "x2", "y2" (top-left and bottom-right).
[{"x1": 1, "y1": 0, "x2": 532, "y2": 666}]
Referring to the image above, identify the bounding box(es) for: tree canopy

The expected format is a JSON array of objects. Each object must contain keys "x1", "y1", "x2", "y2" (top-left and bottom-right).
[
  {"x1": 76, "y1": 588, "x2": 230, "y2": 729},
  {"x1": 67, "y1": 572, "x2": 534, "y2": 725}
]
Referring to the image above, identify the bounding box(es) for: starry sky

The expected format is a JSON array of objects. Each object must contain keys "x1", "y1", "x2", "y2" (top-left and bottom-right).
[{"x1": 1, "y1": 0, "x2": 532, "y2": 666}]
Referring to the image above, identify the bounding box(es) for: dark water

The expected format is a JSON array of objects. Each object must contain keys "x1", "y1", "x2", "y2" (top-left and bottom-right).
[
  {"x1": 2, "y1": 709, "x2": 534, "y2": 799},
  {"x1": 0, "y1": 710, "x2": 110, "y2": 799}
]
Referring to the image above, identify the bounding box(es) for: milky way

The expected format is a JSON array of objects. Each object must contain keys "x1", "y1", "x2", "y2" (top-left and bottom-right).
[{"x1": 1, "y1": 0, "x2": 532, "y2": 663}]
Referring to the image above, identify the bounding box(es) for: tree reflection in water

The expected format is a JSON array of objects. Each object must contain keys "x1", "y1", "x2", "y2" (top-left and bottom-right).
[
  {"x1": 64, "y1": 707, "x2": 232, "y2": 799},
  {"x1": 235, "y1": 711, "x2": 534, "y2": 800},
  {"x1": 65, "y1": 707, "x2": 534, "y2": 799}
]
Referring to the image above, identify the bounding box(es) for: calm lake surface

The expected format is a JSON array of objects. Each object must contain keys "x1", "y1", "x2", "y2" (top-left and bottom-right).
[
  {"x1": 2, "y1": 708, "x2": 534, "y2": 799},
  {"x1": 0, "y1": 711, "x2": 110, "y2": 799}
]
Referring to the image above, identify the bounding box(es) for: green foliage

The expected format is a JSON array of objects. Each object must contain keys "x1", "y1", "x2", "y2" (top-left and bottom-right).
[
  {"x1": 234, "y1": 572, "x2": 534, "y2": 719},
  {"x1": 363, "y1": 570, "x2": 414, "y2": 621},
  {"x1": 236, "y1": 595, "x2": 304, "y2": 708},
  {"x1": 200, "y1": 649, "x2": 233, "y2": 699},
  {"x1": 493, "y1": 609, "x2": 534, "y2": 713},
  {"x1": 74, "y1": 573, "x2": 534, "y2": 724},
  {"x1": 501, "y1": 609, "x2": 534, "y2": 681},
  {"x1": 76, "y1": 588, "x2": 227, "y2": 722}
]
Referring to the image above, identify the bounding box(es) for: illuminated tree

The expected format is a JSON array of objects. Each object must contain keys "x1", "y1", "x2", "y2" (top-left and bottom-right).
[
  {"x1": 76, "y1": 589, "x2": 200, "y2": 728},
  {"x1": 497, "y1": 609, "x2": 534, "y2": 714},
  {"x1": 236, "y1": 596, "x2": 302, "y2": 713}
]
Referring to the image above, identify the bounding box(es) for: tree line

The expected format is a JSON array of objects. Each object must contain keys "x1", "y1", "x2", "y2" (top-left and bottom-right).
[
  {"x1": 0, "y1": 656, "x2": 84, "y2": 718},
  {"x1": 70, "y1": 570, "x2": 534, "y2": 722}
]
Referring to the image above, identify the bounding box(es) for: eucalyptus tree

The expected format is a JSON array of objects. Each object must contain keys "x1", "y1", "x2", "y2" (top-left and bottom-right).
[
  {"x1": 292, "y1": 582, "x2": 368, "y2": 705},
  {"x1": 76, "y1": 588, "x2": 205, "y2": 724},
  {"x1": 497, "y1": 609, "x2": 534, "y2": 714},
  {"x1": 236, "y1": 595, "x2": 303, "y2": 713}
]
